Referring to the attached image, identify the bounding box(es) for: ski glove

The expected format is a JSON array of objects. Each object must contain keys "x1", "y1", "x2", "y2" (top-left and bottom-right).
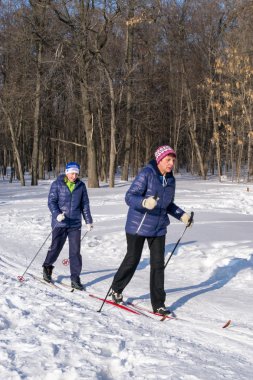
[
  {"x1": 142, "y1": 196, "x2": 159, "y2": 210},
  {"x1": 86, "y1": 223, "x2": 93, "y2": 231},
  {"x1": 181, "y1": 213, "x2": 193, "y2": 227},
  {"x1": 56, "y1": 213, "x2": 65, "y2": 222}
]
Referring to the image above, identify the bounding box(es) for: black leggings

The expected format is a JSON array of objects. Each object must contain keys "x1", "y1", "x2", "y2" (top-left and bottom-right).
[{"x1": 112, "y1": 233, "x2": 166, "y2": 311}]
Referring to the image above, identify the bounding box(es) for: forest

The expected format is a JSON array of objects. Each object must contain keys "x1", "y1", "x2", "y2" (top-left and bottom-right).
[{"x1": 0, "y1": 0, "x2": 253, "y2": 187}]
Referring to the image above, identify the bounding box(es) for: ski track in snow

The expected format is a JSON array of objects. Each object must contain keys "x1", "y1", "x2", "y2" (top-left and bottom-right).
[{"x1": 0, "y1": 175, "x2": 253, "y2": 379}]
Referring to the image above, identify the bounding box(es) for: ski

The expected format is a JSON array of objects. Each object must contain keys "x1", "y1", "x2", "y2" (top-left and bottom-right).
[
  {"x1": 89, "y1": 294, "x2": 141, "y2": 315},
  {"x1": 55, "y1": 282, "x2": 155, "y2": 318},
  {"x1": 89, "y1": 294, "x2": 170, "y2": 320},
  {"x1": 125, "y1": 301, "x2": 176, "y2": 321},
  {"x1": 126, "y1": 302, "x2": 232, "y2": 328},
  {"x1": 29, "y1": 277, "x2": 146, "y2": 317},
  {"x1": 56, "y1": 281, "x2": 78, "y2": 291},
  {"x1": 28, "y1": 273, "x2": 60, "y2": 289},
  {"x1": 54, "y1": 282, "x2": 163, "y2": 319}
]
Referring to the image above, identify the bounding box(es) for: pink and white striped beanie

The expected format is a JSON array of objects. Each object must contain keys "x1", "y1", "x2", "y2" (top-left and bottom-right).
[{"x1": 155, "y1": 145, "x2": 176, "y2": 164}]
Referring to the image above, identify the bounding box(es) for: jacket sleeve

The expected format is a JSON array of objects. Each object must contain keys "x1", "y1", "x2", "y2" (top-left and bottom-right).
[
  {"x1": 125, "y1": 169, "x2": 149, "y2": 209},
  {"x1": 48, "y1": 181, "x2": 61, "y2": 217},
  {"x1": 81, "y1": 184, "x2": 93, "y2": 224},
  {"x1": 167, "y1": 202, "x2": 185, "y2": 221}
]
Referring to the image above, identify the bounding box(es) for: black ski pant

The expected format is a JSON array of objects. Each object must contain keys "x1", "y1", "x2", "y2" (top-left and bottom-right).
[
  {"x1": 43, "y1": 227, "x2": 82, "y2": 281},
  {"x1": 112, "y1": 233, "x2": 166, "y2": 311}
]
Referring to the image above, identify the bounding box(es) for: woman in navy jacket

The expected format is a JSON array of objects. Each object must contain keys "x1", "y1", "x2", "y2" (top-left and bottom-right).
[
  {"x1": 111, "y1": 146, "x2": 193, "y2": 315},
  {"x1": 42, "y1": 162, "x2": 93, "y2": 290}
]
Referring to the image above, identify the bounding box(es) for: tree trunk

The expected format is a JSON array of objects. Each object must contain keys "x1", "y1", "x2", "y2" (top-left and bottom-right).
[
  {"x1": 188, "y1": 127, "x2": 206, "y2": 179},
  {"x1": 242, "y1": 104, "x2": 253, "y2": 182},
  {"x1": 248, "y1": 132, "x2": 253, "y2": 179},
  {"x1": 96, "y1": 99, "x2": 107, "y2": 182},
  {"x1": 145, "y1": 130, "x2": 151, "y2": 163},
  {"x1": 210, "y1": 99, "x2": 222, "y2": 181},
  {"x1": 185, "y1": 87, "x2": 206, "y2": 179},
  {"x1": 80, "y1": 77, "x2": 99, "y2": 188},
  {"x1": 104, "y1": 68, "x2": 117, "y2": 188},
  {"x1": 38, "y1": 143, "x2": 45, "y2": 179},
  {"x1": 0, "y1": 99, "x2": 25, "y2": 186},
  {"x1": 121, "y1": 2, "x2": 134, "y2": 181},
  {"x1": 236, "y1": 141, "x2": 243, "y2": 183},
  {"x1": 31, "y1": 41, "x2": 42, "y2": 186}
]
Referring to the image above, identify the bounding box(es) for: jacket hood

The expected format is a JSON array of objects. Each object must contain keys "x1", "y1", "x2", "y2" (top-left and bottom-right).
[
  {"x1": 57, "y1": 174, "x2": 66, "y2": 182},
  {"x1": 147, "y1": 159, "x2": 173, "y2": 179}
]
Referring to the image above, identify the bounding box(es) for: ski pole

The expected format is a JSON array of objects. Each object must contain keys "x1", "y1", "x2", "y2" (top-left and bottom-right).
[
  {"x1": 136, "y1": 192, "x2": 158, "y2": 234},
  {"x1": 17, "y1": 229, "x2": 54, "y2": 282},
  {"x1": 82, "y1": 230, "x2": 89, "y2": 241},
  {"x1": 97, "y1": 284, "x2": 113, "y2": 313},
  {"x1": 164, "y1": 211, "x2": 194, "y2": 269},
  {"x1": 136, "y1": 211, "x2": 147, "y2": 234},
  {"x1": 17, "y1": 215, "x2": 65, "y2": 282}
]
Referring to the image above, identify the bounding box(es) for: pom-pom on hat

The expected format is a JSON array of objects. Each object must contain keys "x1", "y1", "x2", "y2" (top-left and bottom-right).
[
  {"x1": 65, "y1": 162, "x2": 80, "y2": 174},
  {"x1": 155, "y1": 145, "x2": 176, "y2": 164}
]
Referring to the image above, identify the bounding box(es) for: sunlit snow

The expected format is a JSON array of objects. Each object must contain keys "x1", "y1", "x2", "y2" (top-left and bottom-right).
[{"x1": 0, "y1": 173, "x2": 252, "y2": 379}]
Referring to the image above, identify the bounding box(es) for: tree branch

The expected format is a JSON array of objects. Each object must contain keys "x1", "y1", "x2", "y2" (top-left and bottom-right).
[{"x1": 50, "y1": 137, "x2": 86, "y2": 148}]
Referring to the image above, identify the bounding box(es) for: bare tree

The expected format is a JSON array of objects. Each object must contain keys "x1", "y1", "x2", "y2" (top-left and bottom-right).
[{"x1": 0, "y1": 98, "x2": 25, "y2": 185}]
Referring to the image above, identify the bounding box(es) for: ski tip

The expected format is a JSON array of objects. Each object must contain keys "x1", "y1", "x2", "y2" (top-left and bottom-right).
[{"x1": 222, "y1": 319, "x2": 232, "y2": 329}]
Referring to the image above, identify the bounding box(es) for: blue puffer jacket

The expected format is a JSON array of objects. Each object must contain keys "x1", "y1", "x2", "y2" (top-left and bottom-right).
[
  {"x1": 125, "y1": 160, "x2": 185, "y2": 236},
  {"x1": 48, "y1": 174, "x2": 93, "y2": 228}
]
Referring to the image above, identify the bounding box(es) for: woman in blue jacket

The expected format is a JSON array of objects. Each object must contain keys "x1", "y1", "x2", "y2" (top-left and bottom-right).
[
  {"x1": 111, "y1": 146, "x2": 193, "y2": 315},
  {"x1": 42, "y1": 162, "x2": 93, "y2": 290}
]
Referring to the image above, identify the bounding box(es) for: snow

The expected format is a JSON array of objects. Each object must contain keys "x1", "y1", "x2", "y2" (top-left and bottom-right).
[{"x1": 0, "y1": 174, "x2": 253, "y2": 380}]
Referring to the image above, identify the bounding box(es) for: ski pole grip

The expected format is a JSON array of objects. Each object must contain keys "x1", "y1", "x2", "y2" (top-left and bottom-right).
[{"x1": 187, "y1": 211, "x2": 194, "y2": 227}]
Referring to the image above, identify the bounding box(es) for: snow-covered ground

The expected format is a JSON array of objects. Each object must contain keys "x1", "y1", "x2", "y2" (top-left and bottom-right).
[{"x1": 0, "y1": 174, "x2": 252, "y2": 380}]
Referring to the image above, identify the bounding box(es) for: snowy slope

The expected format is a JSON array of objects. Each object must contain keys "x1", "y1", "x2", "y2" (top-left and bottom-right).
[{"x1": 0, "y1": 174, "x2": 253, "y2": 380}]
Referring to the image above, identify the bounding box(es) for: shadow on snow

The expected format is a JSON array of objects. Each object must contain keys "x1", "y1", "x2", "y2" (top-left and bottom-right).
[
  {"x1": 168, "y1": 254, "x2": 253, "y2": 312},
  {"x1": 127, "y1": 254, "x2": 253, "y2": 310}
]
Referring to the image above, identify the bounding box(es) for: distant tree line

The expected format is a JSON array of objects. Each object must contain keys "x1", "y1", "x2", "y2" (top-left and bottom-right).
[{"x1": 0, "y1": 0, "x2": 253, "y2": 186}]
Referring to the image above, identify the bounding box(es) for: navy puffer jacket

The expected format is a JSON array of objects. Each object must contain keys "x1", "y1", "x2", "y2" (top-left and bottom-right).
[
  {"x1": 48, "y1": 174, "x2": 93, "y2": 228},
  {"x1": 125, "y1": 160, "x2": 185, "y2": 236}
]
